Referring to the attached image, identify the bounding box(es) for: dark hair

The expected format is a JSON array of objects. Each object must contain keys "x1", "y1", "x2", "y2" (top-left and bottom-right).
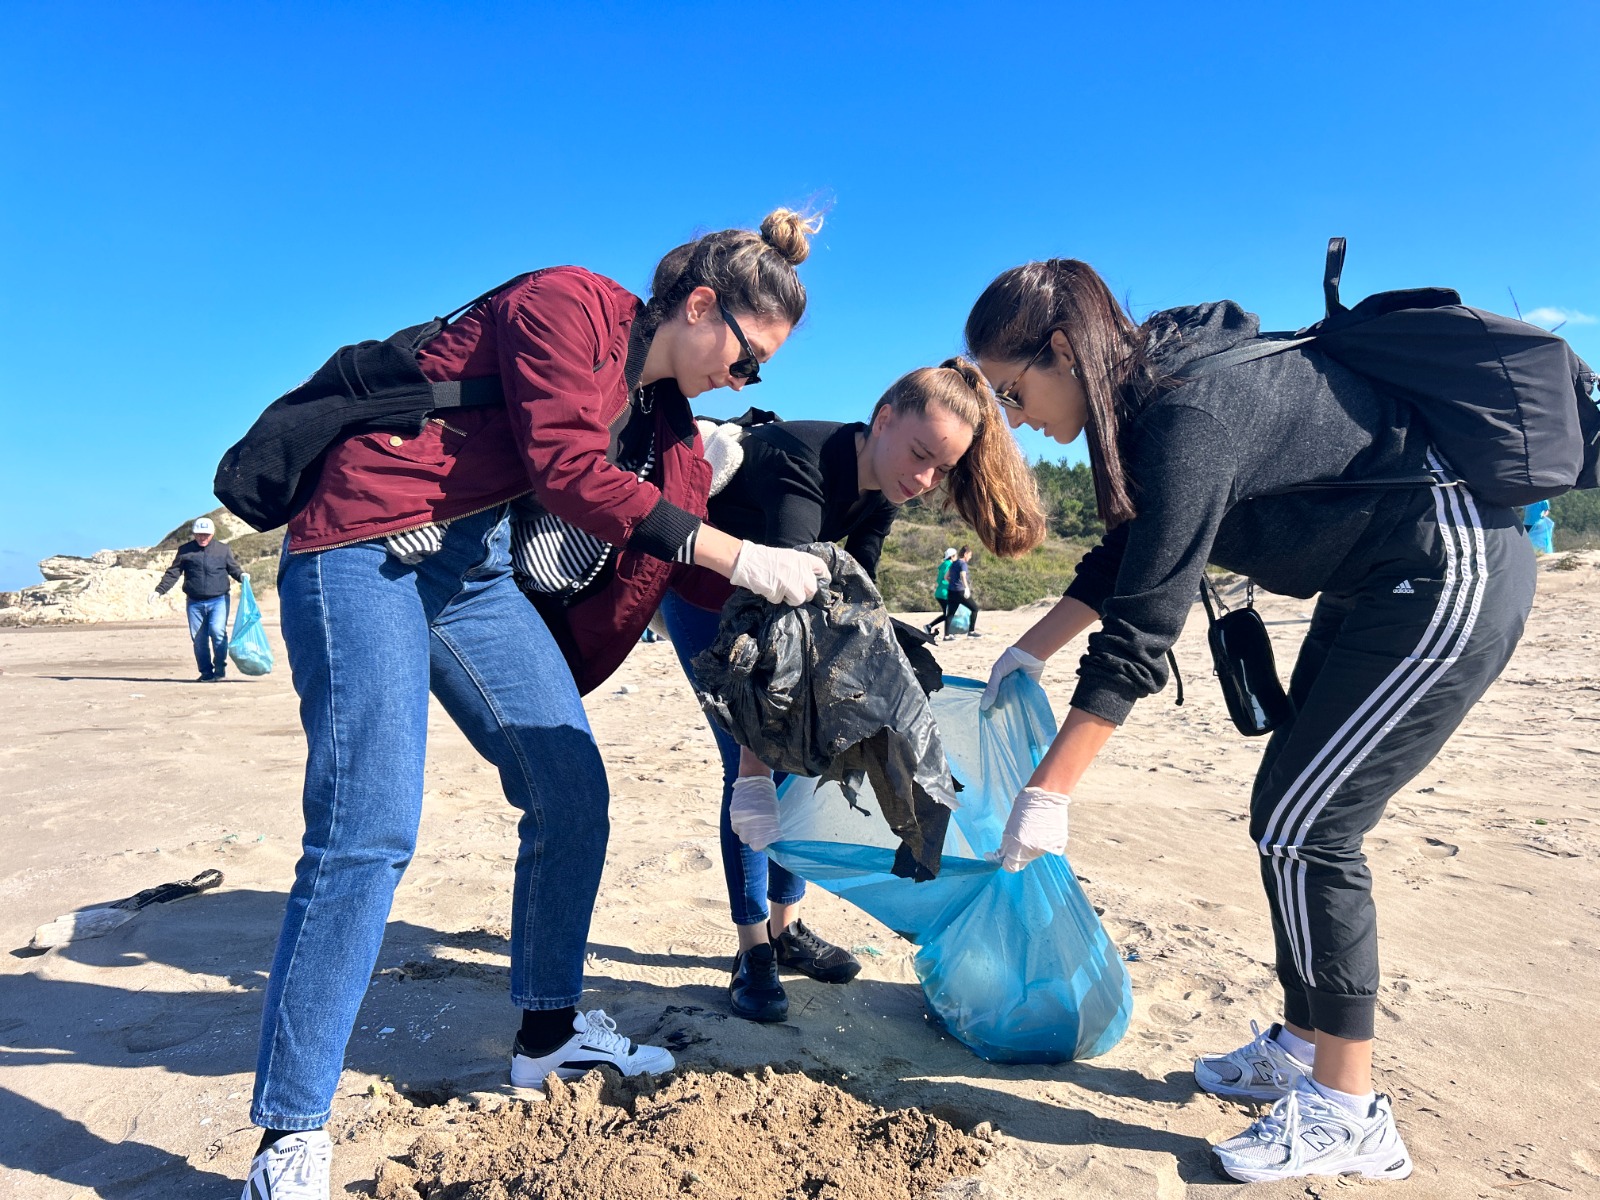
[
  {"x1": 958, "y1": 544, "x2": 971, "y2": 557},
  {"x1": 643, "y1": 208, "x2": 821, "y2": 336},
  {"x1": 964, "y1": 259, "x2": 1161, "y2": 528},
  {"x1": 868, "y1": 358, "x2": 1046, "y2": 557}
]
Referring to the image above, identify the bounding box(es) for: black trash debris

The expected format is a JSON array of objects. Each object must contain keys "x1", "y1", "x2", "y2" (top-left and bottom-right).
[
  {"x1": 691, "y1": 543, "x2": 955, "y2": 881},
  {"x1": 30, "y1": 869, "x2": 225, "y2": 948}
]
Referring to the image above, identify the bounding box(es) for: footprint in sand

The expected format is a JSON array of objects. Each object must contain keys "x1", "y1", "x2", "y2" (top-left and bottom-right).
[
  {"x1": 666, "y1": 846, "x2": 714, "y2": 872},
  {"x1": 121, "y1": 1008, "x2": 216, "y2": 1053},
  {"x1": 1421, "y1": 837, "x2": 1459, "y2": 858}
]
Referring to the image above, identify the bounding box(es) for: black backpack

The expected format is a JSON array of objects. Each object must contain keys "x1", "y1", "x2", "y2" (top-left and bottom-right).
[
  {"x1": 214, "y1": 273, "x2": 534, "y2": 531},
  {"x1": 1177, "y1": 238, "x2": 1600, "y2": 507}
]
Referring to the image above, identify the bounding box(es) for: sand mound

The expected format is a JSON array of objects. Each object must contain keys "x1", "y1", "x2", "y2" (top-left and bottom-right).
[{"x1": 363, "y1": 1066, "x2": 992, "y2": 1200}]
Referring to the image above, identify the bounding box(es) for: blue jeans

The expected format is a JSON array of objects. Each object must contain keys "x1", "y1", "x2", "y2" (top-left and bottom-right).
[
  {"x1": 187, "y1": 595, "x2": 230, "y2": 678},
  {"x1": 252, "y1": 507, "x2": 609, "y2": 1130},
  {"x1": 658, "y1": 590, "x2": 805, "y2": 928}
]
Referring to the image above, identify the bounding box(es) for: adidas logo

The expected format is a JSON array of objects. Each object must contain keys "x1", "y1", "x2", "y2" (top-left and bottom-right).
[{"x1": 1392, "y1": 580, "x2": 1415, "y2": 594}]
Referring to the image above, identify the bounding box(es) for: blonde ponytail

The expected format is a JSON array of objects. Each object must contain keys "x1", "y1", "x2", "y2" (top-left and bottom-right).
[{"x1": 868, "y1": 357, "x2": 1046, "y2": 557}]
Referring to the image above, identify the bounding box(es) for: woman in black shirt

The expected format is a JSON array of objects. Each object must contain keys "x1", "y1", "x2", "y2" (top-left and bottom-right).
[{"x1": 660, "y1": 358, "x2": 1046, "y2": 1023}]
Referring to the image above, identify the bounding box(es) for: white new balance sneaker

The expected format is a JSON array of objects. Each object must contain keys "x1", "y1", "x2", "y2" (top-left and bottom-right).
[
  {"x1": 509, "y1": 1009, "x2": 675, "y2": 1092},
  {"x1": 240, "y1": 1130, "x2": 330, "y2": 1200},
  {"x1": 1213, "y1": 1076, "x2": 1413, "y2": 1183},
  {"x1": 1194, "y1": 1020, "x2": 1312, "y2": 1102}
]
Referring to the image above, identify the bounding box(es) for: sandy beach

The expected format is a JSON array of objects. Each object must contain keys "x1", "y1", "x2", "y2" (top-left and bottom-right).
[{"x1": 2, "y1": 559, "x2": 1597, "y2": 1199}]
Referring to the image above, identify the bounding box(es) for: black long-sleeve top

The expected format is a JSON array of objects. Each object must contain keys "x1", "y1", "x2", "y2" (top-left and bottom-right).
[
  {"x1": 156, "y1": 539, "x2": 245, "y2": 600},
  {"x1": 1065, "y1": 301, "x2": 1432, "y2": 725},
  {"x1": 707, "y1": 420, "x2": 898, "y2": 578}
]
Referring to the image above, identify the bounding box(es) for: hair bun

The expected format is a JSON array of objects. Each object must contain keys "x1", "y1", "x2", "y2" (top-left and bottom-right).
[{"x1": 760, "y1": 208, "x2": 822, "y2": 266}]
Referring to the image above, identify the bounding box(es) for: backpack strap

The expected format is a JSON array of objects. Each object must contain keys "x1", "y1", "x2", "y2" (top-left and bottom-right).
[
  {"x1": 1172, "y1": 332, "x2": 1318, "y2": 381},
  {"x1": 424, "y1": 376, "x2": 506, "y2": 410},
  {"x1": 440, "y1": 272, "x2": 538, "y2": 324},
  {"x1": 425, "y1": 270, "x2": 616, "y2": 412},
  {"x1": 1324, "y1": 236, "x2": 1347, "y2": 316}
]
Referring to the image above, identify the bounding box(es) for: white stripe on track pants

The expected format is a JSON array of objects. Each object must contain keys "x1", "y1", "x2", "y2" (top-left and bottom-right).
[{"x1": 1247, "y1": 477, "x2": 1535, "y2": 1041}]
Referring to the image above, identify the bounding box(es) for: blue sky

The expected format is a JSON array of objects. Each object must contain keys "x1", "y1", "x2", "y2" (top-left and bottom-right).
[{"x1": 2, "y1": 1, "x2": 1596, "y2": 589}]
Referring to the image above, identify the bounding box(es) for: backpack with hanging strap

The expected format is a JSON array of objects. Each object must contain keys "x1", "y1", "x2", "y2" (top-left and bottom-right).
[
  {"x1": 1176, "y1": 238, "x2": 1600, "y2": 508},
  {"x1": 214, "y1": 272, "x2": 550, "y2": 532}
]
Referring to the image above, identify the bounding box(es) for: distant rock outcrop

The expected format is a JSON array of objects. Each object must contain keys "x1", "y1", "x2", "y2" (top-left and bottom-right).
[{"x1": 0, "y1": 508, "x2": 283, "y2": 626}]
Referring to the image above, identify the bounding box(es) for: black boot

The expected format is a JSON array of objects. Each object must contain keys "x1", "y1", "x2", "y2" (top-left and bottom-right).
[
  {"x1": 729, "y1": 942, "x2": 788, "y2": 1022},
  {"x1": 771, "y1": 919, "x2": 862, "y2": 984}
]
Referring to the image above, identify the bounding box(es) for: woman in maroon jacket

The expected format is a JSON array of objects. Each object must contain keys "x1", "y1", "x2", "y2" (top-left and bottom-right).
[{"x1": 241, "y1": 212, "x2": 826, "y2": 1200}]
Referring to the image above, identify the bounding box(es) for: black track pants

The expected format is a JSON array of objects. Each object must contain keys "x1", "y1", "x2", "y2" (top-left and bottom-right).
[{"x1": 1248, "y1": 481, "x2": 1535, "y2": 1041}]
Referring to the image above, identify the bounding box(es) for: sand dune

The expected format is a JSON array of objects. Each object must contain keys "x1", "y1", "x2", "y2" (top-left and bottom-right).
[{"x1": 1, "y1": 557, "x2": 1597, "y2": 1197}]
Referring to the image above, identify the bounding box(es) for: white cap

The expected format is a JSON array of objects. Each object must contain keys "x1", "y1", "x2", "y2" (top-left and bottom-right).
[
  {"x1": 944, "y1": 547, "x2": 958, "y2": 559},
  {"x1": 192, "y1": 517, "x2": 215, "y2": 535}
]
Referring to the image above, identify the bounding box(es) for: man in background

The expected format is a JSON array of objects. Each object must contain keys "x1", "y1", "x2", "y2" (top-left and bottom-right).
[{"x1": 149, "y1": 517, "x2": 245, "y2": 681}]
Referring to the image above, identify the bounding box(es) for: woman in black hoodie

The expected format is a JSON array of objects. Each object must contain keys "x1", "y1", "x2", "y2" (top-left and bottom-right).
[{"x1": 968, "y1": 259, "x2": 1535, "y2": 1184}]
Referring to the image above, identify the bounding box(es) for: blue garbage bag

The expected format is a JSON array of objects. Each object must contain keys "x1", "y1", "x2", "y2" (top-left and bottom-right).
[
  {"x1": 1529, "y1": 515, "x2": 1555, "y2": 554},
  {"x1": 771, "y1": 673, "x2": 1132, "y2": 1062},
  {"x1": 948, "y1": 606, "x2": 971, "y2": 635},
  {"x1": 227, "y1": 577, "x2": 275, "y2": 676}
]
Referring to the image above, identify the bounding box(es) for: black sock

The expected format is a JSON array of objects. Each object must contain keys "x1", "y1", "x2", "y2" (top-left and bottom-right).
[
  {"x1": 517, "y1": 1006, "x2": 578, "y2": 1057},
  {"x1": 256, "y1": 1128, "x2": 307, "y2": 1155}
]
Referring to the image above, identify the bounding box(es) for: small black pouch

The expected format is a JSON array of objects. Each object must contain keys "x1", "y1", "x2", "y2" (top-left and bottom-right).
[{"x1": 1200, "y1": 577, "x2": 1292, "y2": 737}]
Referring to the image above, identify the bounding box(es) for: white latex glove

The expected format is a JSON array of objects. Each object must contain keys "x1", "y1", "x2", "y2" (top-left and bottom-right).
[
  {"x1": 729, "y1": 775, "x2": 782, "y2": 852},
  {"x1": 992, "y1": 786, "x2": 1071, "y2": 872},
  {"x1": 980, "y1": 646, "x2": 1046, "y2": 710},
  {"x1": 241, "y1": 572, "x2": 250, "y2": 582},
  {"x1": 146, "y1": 590, "x2": 160, "y2": 605},
  {"x1": 728, "y1": 541, "x2": 831, "y2": 606}
]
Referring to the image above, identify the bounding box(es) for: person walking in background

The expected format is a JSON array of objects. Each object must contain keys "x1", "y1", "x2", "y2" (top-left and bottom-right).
[
  {"x1": 943, "y1": 545, "x2": 981, "y2": 640},
  {"x1": 148, "y1": 516, "x2": 245, "y2": 682},
  {"x1": 924, "y1": 546, "x2": 958, "y2": 636}
]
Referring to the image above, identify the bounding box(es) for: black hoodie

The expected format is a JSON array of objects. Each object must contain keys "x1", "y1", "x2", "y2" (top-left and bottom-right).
[{"x1": 1064, "y1": 301, "x2": 1433, "y2": 725}]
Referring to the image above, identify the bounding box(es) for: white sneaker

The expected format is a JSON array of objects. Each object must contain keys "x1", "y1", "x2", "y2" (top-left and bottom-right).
[
  {"x1": 1213, "y1": 1076, "x2": 1413, "y2": 1183},
  {"x1": 509, "y1": 1009, "x2": 675, "y2": 1092},
  {"x1": 1194, "y1": 1020, "x2": 1311, "y2": 1101},
  {"x1": 240, "y1": 1130, "x2": 330, "y2": 1200}
]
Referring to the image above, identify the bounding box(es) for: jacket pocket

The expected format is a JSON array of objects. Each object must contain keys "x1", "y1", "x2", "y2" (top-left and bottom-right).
[{"x1": 352, "y1": 421, "x2": 452, "y2": 469}]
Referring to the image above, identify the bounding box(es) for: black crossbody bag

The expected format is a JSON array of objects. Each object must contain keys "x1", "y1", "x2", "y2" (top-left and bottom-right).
[{"x1": 1199, "y1": 576, "x2": 1293, "y2": 737}]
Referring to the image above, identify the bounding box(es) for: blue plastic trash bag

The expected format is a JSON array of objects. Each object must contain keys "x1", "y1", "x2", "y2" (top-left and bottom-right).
[
  {"x1": 771, "y1": 673, "x2": 1132, "y2": 1062},
  {"x1": 948, "y1": 606, "x2": 971, "y2": 635},
  {"x1": 228, "y1": 577, "x2": 274, "y2": 676},
  {"x1": 1529, "y1": 515, "x2": 1555, "y2": 554}
]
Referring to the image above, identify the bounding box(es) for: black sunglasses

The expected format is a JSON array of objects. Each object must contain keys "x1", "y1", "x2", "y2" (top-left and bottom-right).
[
  {"x1": 716, "y1": 299, "x2": 762, "y2": 384},
  {"x1": 993, "y1": 336, "x2": 1053, "y2": 411}
]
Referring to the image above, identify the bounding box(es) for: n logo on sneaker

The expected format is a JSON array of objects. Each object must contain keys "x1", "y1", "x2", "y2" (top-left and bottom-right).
[
  {"x1": 1250, "y1": 1059, "x2": 1277, "y2": 1086},
  {"x1": 1300, "y1": 1124, "x2": 1339, "y2": 1153},
  {"x1": 1392, "y1": 579, "x2": 1415, "y2": 594}
]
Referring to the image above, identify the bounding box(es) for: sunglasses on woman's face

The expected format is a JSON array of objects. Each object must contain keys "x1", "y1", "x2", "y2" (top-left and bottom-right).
[
  {"x1": 717, "y1": 299, "x2": 762, "y2": 384},
  {"x1": 994, "y1": 337, "x2": 1052, "y2": 411}
]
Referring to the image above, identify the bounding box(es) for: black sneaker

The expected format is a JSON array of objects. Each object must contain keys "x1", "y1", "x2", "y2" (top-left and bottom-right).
[
  {"x1": 730, "y1": 943, "x2": 788, "y2": 1023},
  {"x1": 771, "y1": 919, "x2": 862, "y2": 984}
]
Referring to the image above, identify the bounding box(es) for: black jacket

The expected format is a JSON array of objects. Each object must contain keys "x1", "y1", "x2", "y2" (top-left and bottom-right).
[
  {"x1": 156, "y1": 540, "x2": 244, "y2": 600},
  {"x1": 1065, "y1": 301, "x2": 1432, "y2": 725}
]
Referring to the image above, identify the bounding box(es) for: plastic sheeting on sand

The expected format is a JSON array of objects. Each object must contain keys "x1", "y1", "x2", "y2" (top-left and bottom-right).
[{"x1": 772, "y1": 673, "x2": 1132, "y2": 1063}]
